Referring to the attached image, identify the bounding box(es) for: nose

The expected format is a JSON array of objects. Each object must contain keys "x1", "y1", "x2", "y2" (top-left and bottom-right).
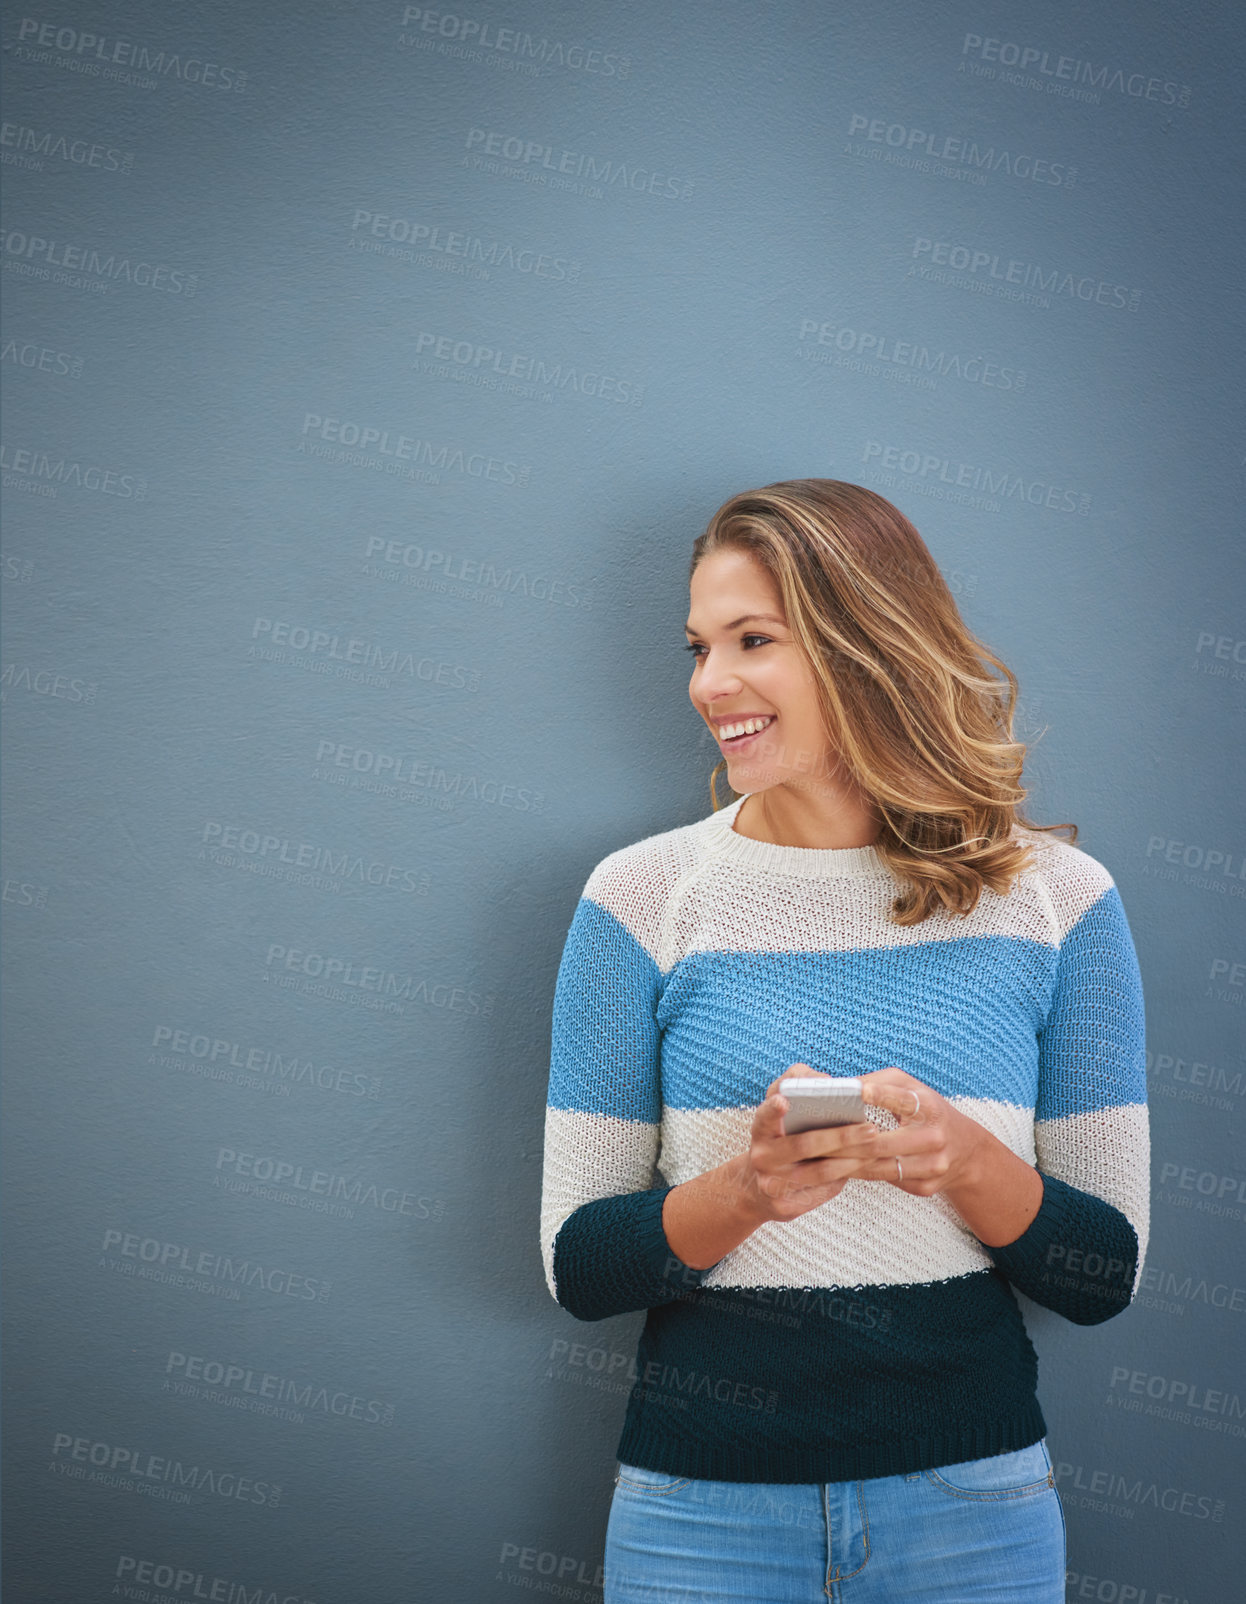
[{"x1": 691, "y1": 648, "x2": 744, "y2": 708}]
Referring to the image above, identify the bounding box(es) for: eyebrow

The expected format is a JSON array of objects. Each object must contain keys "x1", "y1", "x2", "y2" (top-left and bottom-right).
[{"x1": 683, "y1": 613, "x2": 786, "y2": 636}]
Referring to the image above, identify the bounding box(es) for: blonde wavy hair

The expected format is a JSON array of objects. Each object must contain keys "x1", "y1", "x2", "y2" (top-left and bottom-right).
[{"x1": 691, "y1": 478, "x2": 1076, "y2": 926}]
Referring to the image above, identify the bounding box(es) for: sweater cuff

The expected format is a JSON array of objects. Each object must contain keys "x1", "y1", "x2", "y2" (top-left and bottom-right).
[
  {"x1": 983, "y1": 1171, "x2": 1137, "y2": 1324},
  {"x1": 553, "y1": 1185, "x2": 715, "y2": 1321}
]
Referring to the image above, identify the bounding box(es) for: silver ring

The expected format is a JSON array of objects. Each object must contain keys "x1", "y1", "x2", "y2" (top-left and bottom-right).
[
  {"x1": 895, "y1": 1156, "x2": 903, "y2": 1183},
  {"x1": 911, "y1": 1092, "x2": 921, "y2": 1120}
]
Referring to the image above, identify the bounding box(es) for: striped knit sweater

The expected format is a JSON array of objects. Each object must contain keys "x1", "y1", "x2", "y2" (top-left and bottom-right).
[{"x1": 539, "y1": 793, "x2": 1150, "y2": 1484}]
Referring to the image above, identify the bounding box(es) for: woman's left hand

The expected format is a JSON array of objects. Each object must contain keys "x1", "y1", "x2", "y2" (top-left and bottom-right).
[{"x1": 856, "y1": 1066, "x2": 988, "y2": 1197}]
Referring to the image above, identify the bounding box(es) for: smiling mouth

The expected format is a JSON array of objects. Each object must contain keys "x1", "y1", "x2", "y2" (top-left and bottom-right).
[{"x1": 718, "y1": 715, "x2": 777, "y2": 747}]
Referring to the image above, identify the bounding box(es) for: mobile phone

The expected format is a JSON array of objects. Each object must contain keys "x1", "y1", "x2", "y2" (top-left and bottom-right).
[{"x1": 778, "y1": 1076, "x2": 867, "y2": 1135}]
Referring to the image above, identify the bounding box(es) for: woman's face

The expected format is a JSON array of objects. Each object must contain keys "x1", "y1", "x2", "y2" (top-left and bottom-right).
[{"x1": 686, "y1": 547, "x2": 836, "y2": 793}]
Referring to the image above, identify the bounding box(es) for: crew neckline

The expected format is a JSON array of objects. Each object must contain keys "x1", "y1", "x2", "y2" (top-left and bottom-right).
[{"x1": 706, "y1": 794, "x2": 895, "y2": 881}]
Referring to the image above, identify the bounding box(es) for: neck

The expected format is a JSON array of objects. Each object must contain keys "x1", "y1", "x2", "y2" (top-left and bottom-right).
[{"x1": 735, "y1": 783, "x2": 881, "y2": 851}]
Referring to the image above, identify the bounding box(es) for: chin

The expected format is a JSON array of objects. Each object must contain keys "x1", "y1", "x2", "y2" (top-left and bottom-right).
[{"x1": 728, "y1": 763, "x2": 783, "y2": 790}]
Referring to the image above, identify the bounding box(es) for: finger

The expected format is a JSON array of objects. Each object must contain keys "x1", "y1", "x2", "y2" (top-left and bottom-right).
[
  {"x1": 762, "y1": 1063, "x2": 818, "y2": 1104},
  {"x1": 785, "y1": 1119, "x2": 879, "y2": 1161},
  {"x1": 857, "y1": 1128, "x2": 942, "y2": 1165},
  {"x1": 861, "y1": 1070, "x2": 927, "y2": 1123},
  {"x1": 861, "y1": 1154, "x2": 915, "y2": 1186},
  {"x1": 766, "y1": 1064, "x2": 834, "y2": 1099},
  {"x1": 787, "y1": 1150, "x2": 892, "y2": 1188},
  {"x1": 754, "y1": 1089, "x2": 792, "y2": 1141},
  {"x1": 860, "y1": 1066, "x2": 917, "y2": 1098},
  {"x1": 759, "y1": 1166, "x2": 847, "y2": 1204},
  {"x1": 761, "y1": 1066, "x2": 846, "y2": 1141}
]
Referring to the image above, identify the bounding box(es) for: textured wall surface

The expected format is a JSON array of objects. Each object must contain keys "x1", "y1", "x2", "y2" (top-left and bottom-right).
[{"x1": 2, "y1": 2, "x2": 1243, "y2": 1600}]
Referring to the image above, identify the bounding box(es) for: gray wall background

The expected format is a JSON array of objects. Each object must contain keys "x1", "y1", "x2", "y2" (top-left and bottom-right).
[{"x1": 2, "y1": 2, "x2": 1243, "y2": 1600}]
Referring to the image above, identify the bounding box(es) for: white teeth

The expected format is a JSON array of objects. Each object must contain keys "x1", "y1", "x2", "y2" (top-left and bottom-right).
[{"x1": 720, "y1": 715, "x2": 775, "y2": 740}]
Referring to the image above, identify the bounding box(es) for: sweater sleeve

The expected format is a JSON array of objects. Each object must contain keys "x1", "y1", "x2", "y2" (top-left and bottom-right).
[
  {"x1": 985, "y1": 857, "x2": 1150, "y2": 1325},
  {"x1": 539, "y1": 863, "x2": 716, "y2": 1321}
]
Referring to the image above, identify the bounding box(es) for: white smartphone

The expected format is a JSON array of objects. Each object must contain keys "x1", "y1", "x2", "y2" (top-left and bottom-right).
[{"x1": 778, "y1": 1075, "x2": 867, "y2": 1135}]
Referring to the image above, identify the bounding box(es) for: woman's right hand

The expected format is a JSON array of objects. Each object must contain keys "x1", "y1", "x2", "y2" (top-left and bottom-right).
[
  {"x1": 661, "y1": 1065, "x2": 887, "y2": 1270},
  {"x1": 738, "y1": 1065, "x2": 883, "y2": 1223}
]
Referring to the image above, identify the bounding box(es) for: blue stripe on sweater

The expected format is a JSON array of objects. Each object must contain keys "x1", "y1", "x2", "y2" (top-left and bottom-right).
[
  {"x1": 1035, "y1": 884, "x2": 1147, "y2": 1119},
  {"x1": 654, "y1": 939, "x2": 1053, "y2": 1109},
  {"x1": 549, "y1": 886, "x2": 1145, "y2": 1120},
  {"x1": 548, "y1": 897, "x2": 662, "y2": 1122}
]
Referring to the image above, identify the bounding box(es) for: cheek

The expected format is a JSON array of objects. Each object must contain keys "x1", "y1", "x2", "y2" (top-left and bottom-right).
[
  {"x1": 775, "y1": 681, "x2": 819, "y2": 730},
  {"x1": 779, "y1": 694, "x2": 832, "y2": 757}
]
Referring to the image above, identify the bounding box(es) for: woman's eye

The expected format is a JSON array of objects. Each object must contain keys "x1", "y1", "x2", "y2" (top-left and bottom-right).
[{"x1": 683, "y1": 635, "x2": 771, "y2": 658}]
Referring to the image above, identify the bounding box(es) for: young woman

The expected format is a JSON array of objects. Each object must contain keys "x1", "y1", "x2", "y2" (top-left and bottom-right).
[{"x1": 539, "y1": 479, "x2": 1149, "y2": 1603}]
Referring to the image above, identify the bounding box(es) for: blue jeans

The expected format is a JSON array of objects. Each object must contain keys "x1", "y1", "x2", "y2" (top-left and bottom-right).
[{"x1": 604, "y1": 1439, "x2": 1065, "y2": 1603}]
